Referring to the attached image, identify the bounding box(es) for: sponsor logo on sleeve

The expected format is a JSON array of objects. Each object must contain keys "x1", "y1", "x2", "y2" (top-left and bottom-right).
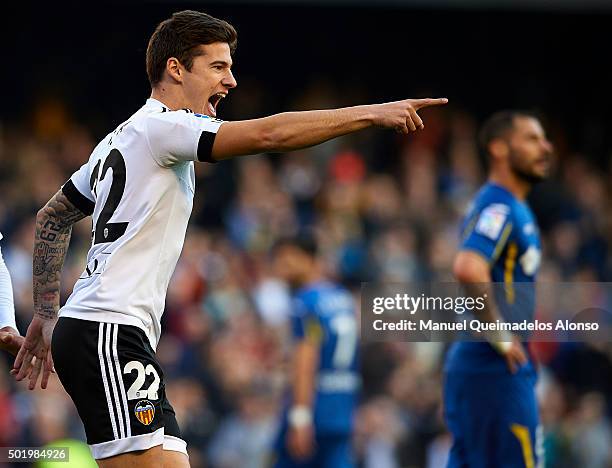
[{"x1": 475, "y1": 204, "x2": 509, "y2": 240}]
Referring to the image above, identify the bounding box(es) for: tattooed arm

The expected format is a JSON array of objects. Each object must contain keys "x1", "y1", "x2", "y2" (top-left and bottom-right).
[
  {"x1": 14, "y1": 189, "x2": 88, "y2": 390},
  {"x1": 32, "y1": 190, "x2": 88, "y2": 320}
]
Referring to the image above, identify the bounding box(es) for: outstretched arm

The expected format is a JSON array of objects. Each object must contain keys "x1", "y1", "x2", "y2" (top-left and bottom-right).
[
  {"x1": 212, "y1": 98, "x2": 448, "y2": 160},
  {"x1": 14, "y1": 189, "x2": 88, "y2": 389}
]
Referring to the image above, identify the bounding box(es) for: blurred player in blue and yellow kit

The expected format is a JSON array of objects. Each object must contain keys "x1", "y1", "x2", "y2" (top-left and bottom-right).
[
  {"x1": 445, "y1": 111, "x2": 553, "y2": 468},
  {"x1": 272, "y1": 234, "x2": 359, "y2": 468}
]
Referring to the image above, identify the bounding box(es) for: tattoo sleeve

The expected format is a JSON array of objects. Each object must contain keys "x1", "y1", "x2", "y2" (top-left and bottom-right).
[{"x1": 33, "y1": 190, "x2": 88, "y2": 320}]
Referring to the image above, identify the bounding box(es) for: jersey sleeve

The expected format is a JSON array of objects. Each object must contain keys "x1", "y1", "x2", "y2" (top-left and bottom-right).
[
  {"x1": 461, "y1": 203, "x2": 513, "y2": 263},
  {"x1": 61, "y1": 162, "x2": 95, "y2": 216},
  {"x1": 0, "y1": 245, "x2": 17, "y2": 331},
  {"x1": 145, "y1": 110, "x2": 224, "y2": 167}
]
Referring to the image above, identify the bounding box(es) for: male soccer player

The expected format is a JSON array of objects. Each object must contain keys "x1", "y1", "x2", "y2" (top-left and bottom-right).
[
  {"x1": 13, "y1": 10, "x2": 445, "y2": 468},
  {"x1": 272, "y1": 235, "x2": 359, "y2": 468},
  {"x1": 444, "y1": 111, "x2": 552, "y2": 468},
  {"x1": 0, "y1": 232, "x2": 22, "y2": 356}
]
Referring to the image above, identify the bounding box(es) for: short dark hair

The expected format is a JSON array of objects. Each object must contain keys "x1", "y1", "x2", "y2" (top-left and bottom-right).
[
  {"x1": 273, "y1": 232, "x2": 319, "y2": 258},
  {"x1": 146, "y1": 10, "x2": 238, "y2": 87},
  {"x1": 478, "y1": 110, "x2": 537, "y2": 157}
]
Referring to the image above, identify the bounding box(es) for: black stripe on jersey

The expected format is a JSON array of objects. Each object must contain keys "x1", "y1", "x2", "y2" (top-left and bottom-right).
[
  {"x1": 62, "y1": 180, "x2": 95, "y2": 215},
  {"x1": 197, "y1": 130, "x2": 218, "y2": 163}
]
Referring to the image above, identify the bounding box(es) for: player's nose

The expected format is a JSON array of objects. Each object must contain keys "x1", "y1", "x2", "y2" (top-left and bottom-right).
[{"x1": 224, "y1": 70, "x2": 237, "y2": 89}]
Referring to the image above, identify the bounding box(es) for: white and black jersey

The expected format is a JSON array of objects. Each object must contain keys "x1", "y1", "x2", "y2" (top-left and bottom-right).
[
  {"x1": 0, "y1": 231, "x2": 17, "y2": 331},
  {"x1": 60, "y1": 98, "x2": 223, "y2": 350}
]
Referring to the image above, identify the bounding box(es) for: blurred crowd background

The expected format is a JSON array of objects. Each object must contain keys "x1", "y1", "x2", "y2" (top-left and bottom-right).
[{"x1": 1, "y1": 1, "x2": 612, "y2": 467}]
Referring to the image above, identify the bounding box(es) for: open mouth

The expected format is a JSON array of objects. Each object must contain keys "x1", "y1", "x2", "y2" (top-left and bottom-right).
[{"x1": 207, "y1": 92, "x2": 226, "y2": 117}]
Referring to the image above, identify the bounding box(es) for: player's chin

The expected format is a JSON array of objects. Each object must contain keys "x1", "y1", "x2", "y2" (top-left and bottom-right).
[
  {"x1": 199, "y1": 106, "x2": 215, "y2": 118},
  {"x1": 205, "y1": 96, "x2": 220, "y2": 117},
  {"x1": 195, "y1": 99, "x2": 214, "y2": 117},
  {"x1": 523, "y1": 159, "x2": 551, "y2": 181},
  {"x1": 530, "y1": 170, "x2": 549, "y2": 182},
  {"x1": 533, "y1": 163, "x2": 551, "y2": 179}
]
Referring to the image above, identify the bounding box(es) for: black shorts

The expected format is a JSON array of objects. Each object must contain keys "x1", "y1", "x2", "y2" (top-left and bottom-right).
[{"x1": 52, "y1": 317, "x2": 186, "y2": 459}]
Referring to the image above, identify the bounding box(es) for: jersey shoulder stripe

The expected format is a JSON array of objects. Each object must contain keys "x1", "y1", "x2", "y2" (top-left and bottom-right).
[
  {"x1": 62, "y1": 179, "x2": 95, "y2": 215},
  {"x1": 197, "y1": 131, "x2": 217, "y2": 163}
]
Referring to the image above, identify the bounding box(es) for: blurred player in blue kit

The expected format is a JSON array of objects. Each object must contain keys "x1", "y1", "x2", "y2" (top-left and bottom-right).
[
  {"x1": 271, "y1": 235, "x2": 360, "y2": 468},
  {"x1": 445, "y1": 111, "x2": 553, "y2": 467}
]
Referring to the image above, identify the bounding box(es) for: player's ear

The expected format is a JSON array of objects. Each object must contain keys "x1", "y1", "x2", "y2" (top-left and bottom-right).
[
  {"x1": 166, "y1": 57, "x2": 183, "y2": 83},
  {"x1": 488, "y1": 138, "x2": 509, "y2": 161}
]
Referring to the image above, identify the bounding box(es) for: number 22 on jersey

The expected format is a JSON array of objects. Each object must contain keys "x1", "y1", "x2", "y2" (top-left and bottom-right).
[{"x1": 90, "y1": 149, "x2": 129, "y2": 244}]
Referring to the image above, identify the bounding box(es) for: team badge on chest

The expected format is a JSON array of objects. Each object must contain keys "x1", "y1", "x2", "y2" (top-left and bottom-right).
[{"x1": 134, "y1": 400, "x2": 155, "y2": 425}]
